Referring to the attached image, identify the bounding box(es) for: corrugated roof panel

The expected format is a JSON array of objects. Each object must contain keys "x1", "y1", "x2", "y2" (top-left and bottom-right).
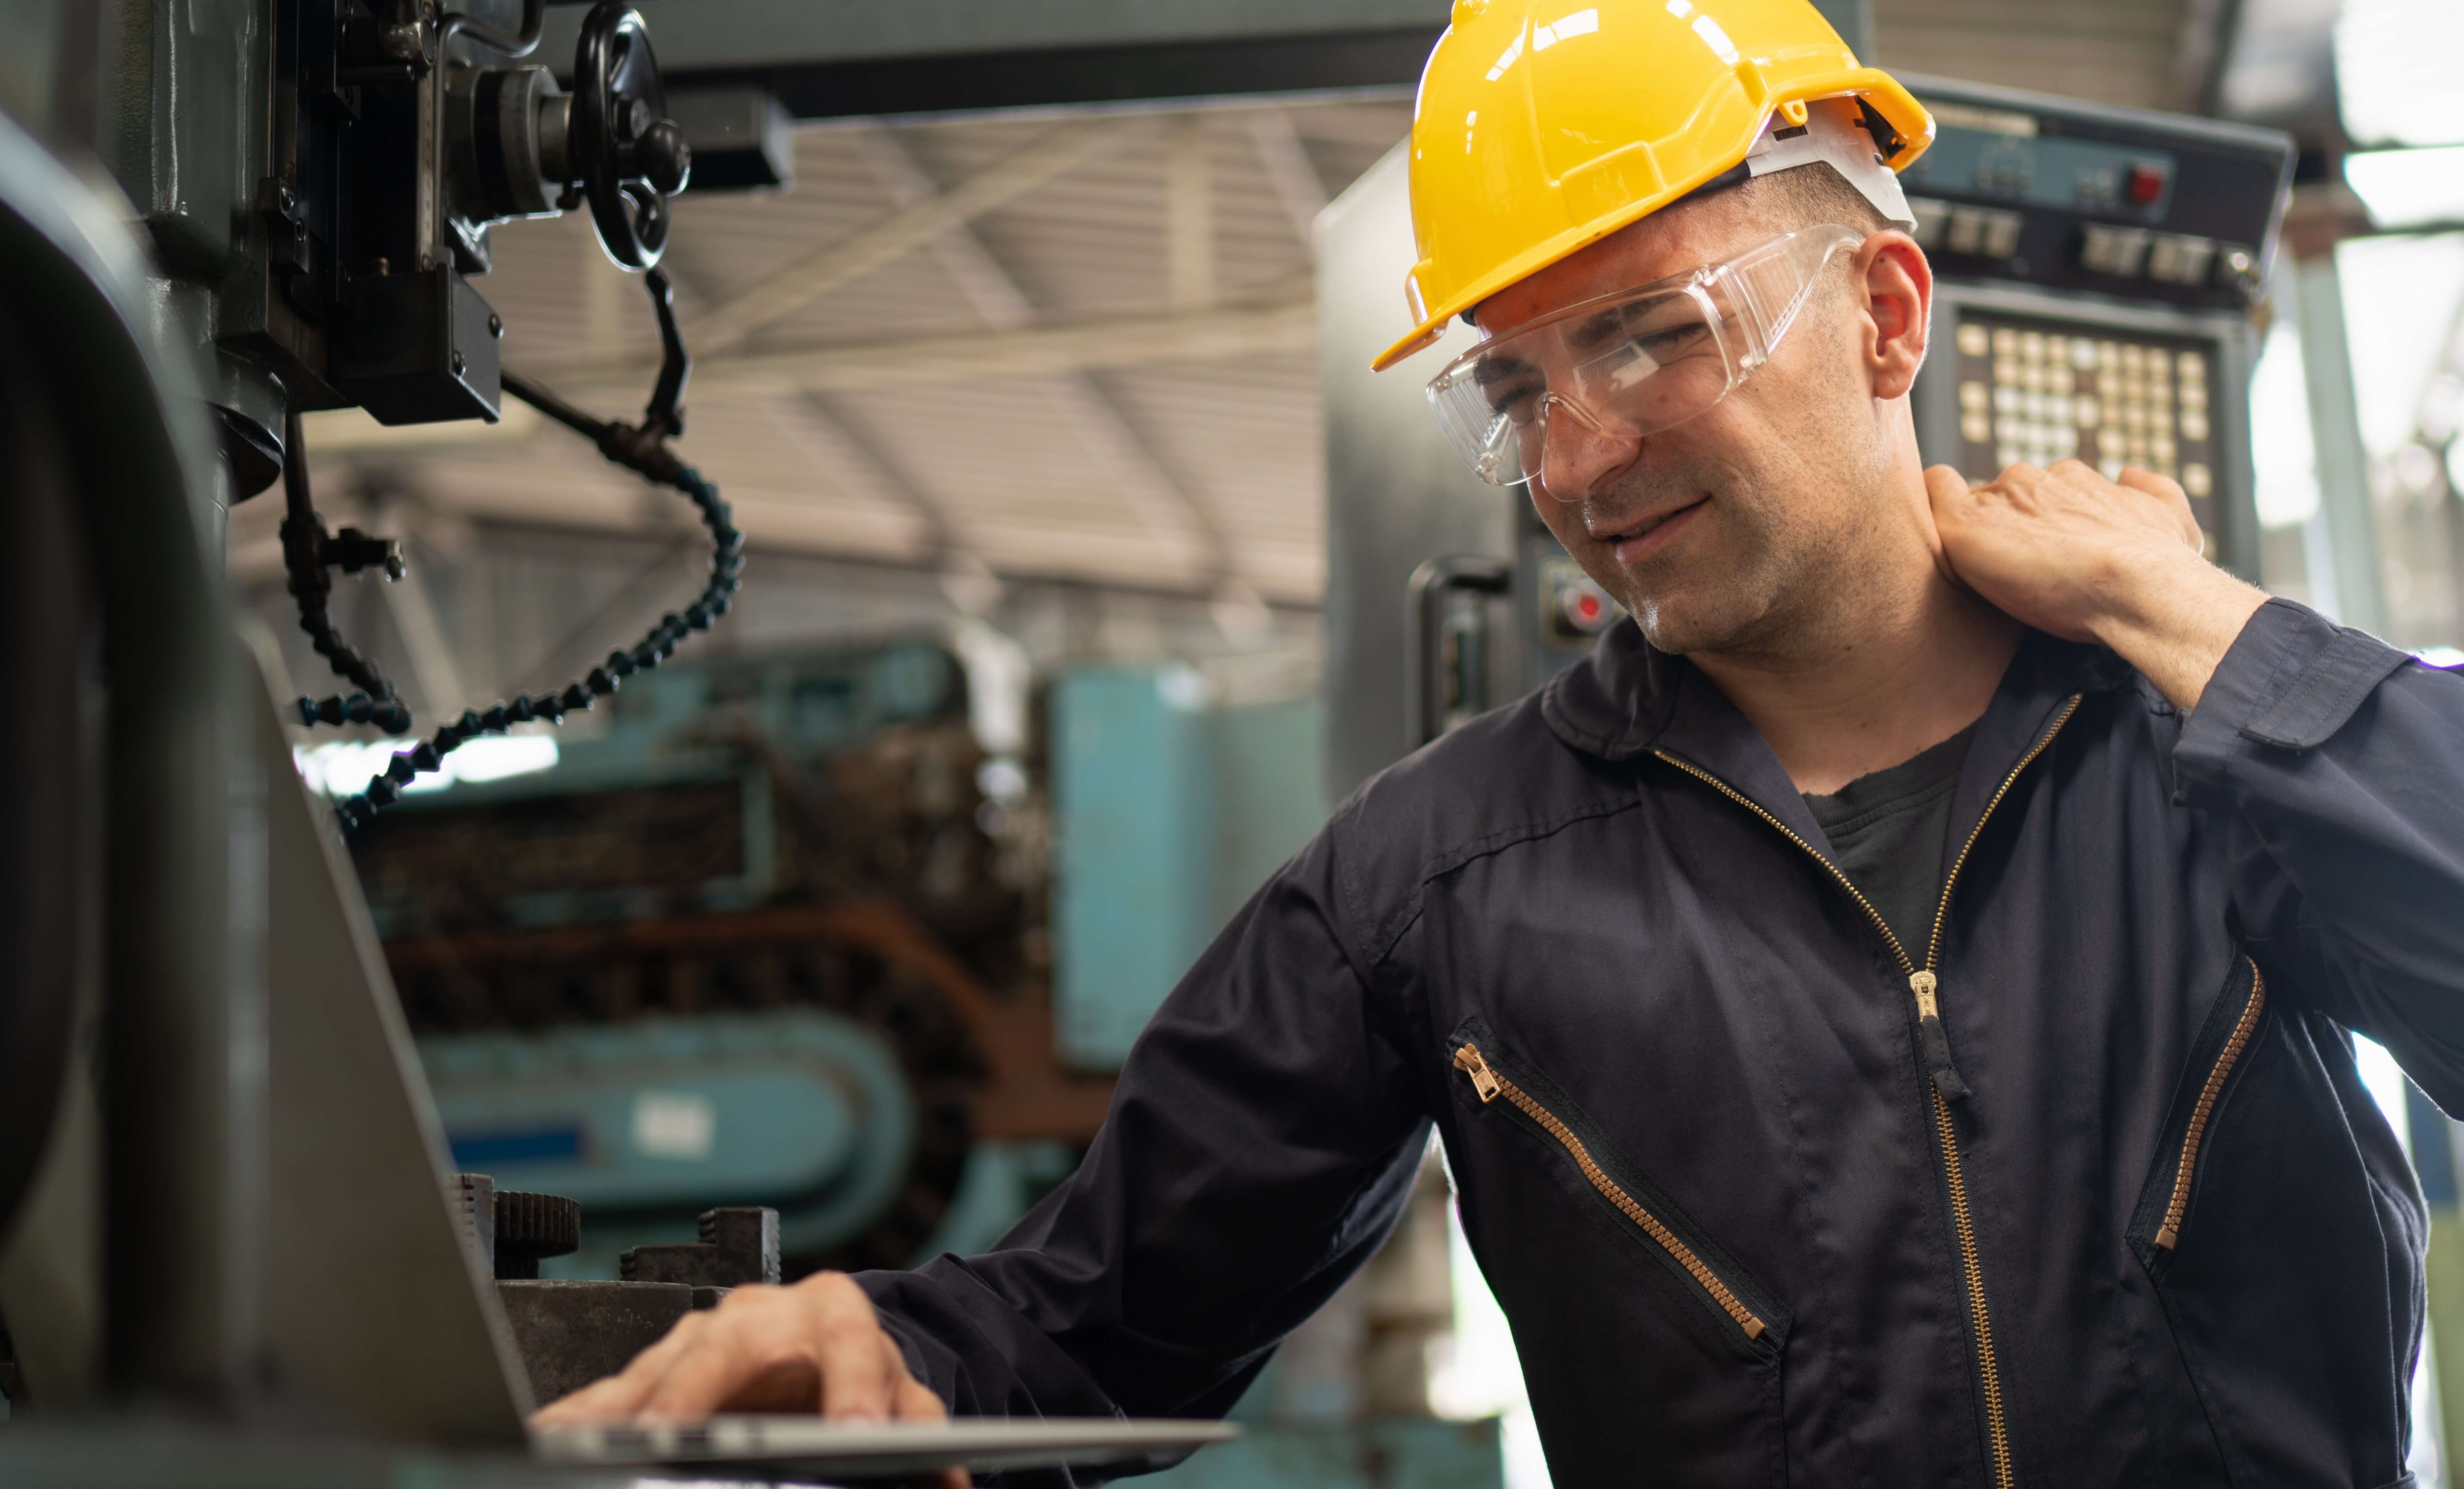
[{"x1": 1874, "y1": 0, "x2": 2196, "y2": 110}]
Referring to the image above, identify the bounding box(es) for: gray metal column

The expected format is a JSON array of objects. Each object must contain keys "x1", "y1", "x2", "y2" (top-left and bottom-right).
[
  {"x1": 1813, "y1": 0, "x2": 1873, "y2": 59},
  {"x1": 0, "y1": 105, "x2": 263, "y2": 1416},
  {"x1": 1318, "y1": 145, "x2": 1516, "y2": 801},
  {"x1": 2291, "y1": 251, "x2": 2391, "y2": 635}
]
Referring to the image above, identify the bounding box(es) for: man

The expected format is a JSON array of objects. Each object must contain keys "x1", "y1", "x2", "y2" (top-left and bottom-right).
[{"x1": 540, "y1": 2, "x2": 2464, "y2": 1483}]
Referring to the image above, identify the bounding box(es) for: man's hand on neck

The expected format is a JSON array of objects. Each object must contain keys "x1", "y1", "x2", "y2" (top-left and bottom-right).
[
  {"x1": 1688, "y1": 538, "x2": 2024, "y2": 797},
  {"x1": 1689, "y1": 458, "x2": 2266, "y2": 795},
  {"x1": 1926, "y1": 460, "x2": 2268, "y2": 713}
]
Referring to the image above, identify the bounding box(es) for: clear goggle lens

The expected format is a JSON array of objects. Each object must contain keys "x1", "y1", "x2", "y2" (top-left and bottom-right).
[{"x1": 1424, "y1": 226, "x2": 1867, "y2": 494}]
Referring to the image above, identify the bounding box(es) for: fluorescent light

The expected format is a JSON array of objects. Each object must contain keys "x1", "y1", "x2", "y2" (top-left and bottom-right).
[
  {"x1": 2337, "y1": 0, "x2": 2464, "y2": 147},
  {"x1": 447, "y1": 734, "x2": 560, "y2": 784},
  {"x1": 2346, "y1": 147, "x2": 2464, "y2": 231},
  {"x1": 293, "y1": 739, "x2": 397, "y2": 798},
  {"x1": 291, "y1": 732, "x2": 559, "y2": 800},
  {"x1": 2248, "y1": 320, "x2": 2321, "y2": 529},
  {"x1": 2330, "y1": 233, "x2": 2464, "y2": 458}
]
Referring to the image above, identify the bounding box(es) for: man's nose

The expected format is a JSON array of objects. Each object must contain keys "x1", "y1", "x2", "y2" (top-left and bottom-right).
[{"x1": 1534, "y1": 395, "x2": 1641, "y2": 503}]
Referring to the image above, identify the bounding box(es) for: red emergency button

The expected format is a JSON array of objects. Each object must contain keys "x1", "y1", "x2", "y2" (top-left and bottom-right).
[
  {"x1": 2127, "y1": 162, "x2": 2168, "y2": 206},
  {"x1": 1546, "y1": 562, "x2": 1621, "y2": 639}
]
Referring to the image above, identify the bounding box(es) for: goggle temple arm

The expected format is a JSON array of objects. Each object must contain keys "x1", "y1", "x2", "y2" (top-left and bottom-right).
[{"x1": 1705, "y1": 227, "x2": 1866, "y2": 375}]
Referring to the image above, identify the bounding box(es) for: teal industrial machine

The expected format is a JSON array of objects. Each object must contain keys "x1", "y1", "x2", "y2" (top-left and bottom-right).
[
  {"x1": 324, "y1": 636, "x2": 1099, "y2": 1277},
  {"x1": 331, "y1": 647, "x2": 1350, "y2": 1275},
  {"x1": 1050, "y1": 667, "x2": 1331, "y2": 1067}
]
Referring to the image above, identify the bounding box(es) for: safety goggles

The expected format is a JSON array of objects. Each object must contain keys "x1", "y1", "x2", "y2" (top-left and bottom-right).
[{"x1": 1425, "y1": 225, "x2": 1868, "y2": 495}]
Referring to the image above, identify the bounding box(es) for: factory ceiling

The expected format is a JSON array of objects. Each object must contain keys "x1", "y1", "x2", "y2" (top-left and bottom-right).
[{"x1": 237, "y1": 0, "x2": 2229, "y2": 613}]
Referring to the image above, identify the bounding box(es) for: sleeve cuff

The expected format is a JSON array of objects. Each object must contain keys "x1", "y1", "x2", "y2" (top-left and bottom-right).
[{"x1": 2175, "y1": 598, "x2": 2413, "y2": 800}]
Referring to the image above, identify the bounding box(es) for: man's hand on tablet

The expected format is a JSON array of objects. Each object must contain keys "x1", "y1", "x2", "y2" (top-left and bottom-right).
[{"x1": 532, "y1": 1270, "x2": 965, "y2": 1488}]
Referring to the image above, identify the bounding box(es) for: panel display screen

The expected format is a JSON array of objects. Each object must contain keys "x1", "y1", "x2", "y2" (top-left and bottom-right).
[{"x1": 1948, "y1": 309, "x2": 2224, "y2": 532}]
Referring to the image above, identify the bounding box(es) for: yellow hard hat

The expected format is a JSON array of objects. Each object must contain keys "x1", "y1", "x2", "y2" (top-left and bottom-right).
[{"x1": 1371, "y1": 0, "x2": 1935, "y2": 371}]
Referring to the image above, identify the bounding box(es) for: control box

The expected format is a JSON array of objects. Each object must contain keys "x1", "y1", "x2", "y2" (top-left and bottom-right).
[
  {"x1": 1896, "y1": 73, "x2": 2290, "y2": 313},
  {"x1": 1898, "y1": 74, "x2": 2293, "y2": 581}
]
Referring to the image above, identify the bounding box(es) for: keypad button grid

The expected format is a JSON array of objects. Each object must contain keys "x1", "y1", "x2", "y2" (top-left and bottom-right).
[{"x1": 1951, "y1": 314, "x2": 2220, "y2": 517}]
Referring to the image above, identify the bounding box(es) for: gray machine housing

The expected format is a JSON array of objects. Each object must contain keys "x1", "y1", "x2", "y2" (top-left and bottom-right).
[{"x1": 1320, "y1": 75, "x2": 2293, "y2": 800}]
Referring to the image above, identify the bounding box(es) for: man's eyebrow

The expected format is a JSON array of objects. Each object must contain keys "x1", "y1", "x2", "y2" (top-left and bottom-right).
[
  {"x1": 1471, "y1": 354, "x2": 1539, "y2": 387},
  {"x1": 1564, "y1": 308, "x2": 1637, "y2": 351}
]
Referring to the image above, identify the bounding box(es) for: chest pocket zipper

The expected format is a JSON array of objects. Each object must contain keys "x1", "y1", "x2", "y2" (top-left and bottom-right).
[
  {"x1": 1452, "y1": 1038, "x2": 1776, "y2": 1346},
  {"x1": 2154, "y1": 959, "x2": 2267, "y2": 1251}
]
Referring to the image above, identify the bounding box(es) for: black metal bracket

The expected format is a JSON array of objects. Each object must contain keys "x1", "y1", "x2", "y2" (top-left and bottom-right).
[
  {"x1": 281, "y1": 407, "x2": 414, "y2": 735},
  {"x1": 322, "y1": 526, "x2": 407, "y2": 580}
]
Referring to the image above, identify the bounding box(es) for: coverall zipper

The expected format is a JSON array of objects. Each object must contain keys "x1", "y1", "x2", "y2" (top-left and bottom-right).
[
  {"x1": 2154, "y1": 960, "x2": 2266, "y2": 1250},
  {"x1": 1652, "y1": 692, "x2": 2081, "y2": 1489},
  {"x1": 1452, "y1": 1042, "x2": 1769, "y2": 1340}
]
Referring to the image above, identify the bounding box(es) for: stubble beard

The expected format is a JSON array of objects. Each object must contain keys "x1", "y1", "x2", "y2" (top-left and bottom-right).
[
  {"x1": 1583, "y1": 453, "x2": 1806, "y2": 662},
  {"x1": 1634, "y1": 391, "x2": 1899, "y2": 664},
  {"x1": 1602, "y1": 448, "x2": 1895, "y2": 667}
]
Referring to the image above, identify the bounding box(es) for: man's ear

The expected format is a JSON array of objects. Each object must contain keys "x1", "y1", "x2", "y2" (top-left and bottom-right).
[{"x1": 1858, "y1": 232, "x2": 1931, "y2": 402}]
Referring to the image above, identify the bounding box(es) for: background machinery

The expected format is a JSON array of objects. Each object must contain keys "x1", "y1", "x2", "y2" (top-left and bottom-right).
[{"x1": 333, "y1": 635, "x2": 1111, "y2": 1278}]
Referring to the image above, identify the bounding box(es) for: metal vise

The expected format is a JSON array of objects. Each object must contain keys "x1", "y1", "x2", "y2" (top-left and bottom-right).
[{"x1": 451, "y1": 1175, "x2": 780, "y2": 1407}]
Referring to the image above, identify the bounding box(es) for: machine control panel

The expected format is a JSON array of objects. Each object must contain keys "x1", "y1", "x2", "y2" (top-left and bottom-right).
[
  {"x1": 1538, "y1": 556, "x2": 1622, "y2": 647},
  {"x1": 1948, "y1": 312, "x2": 2229, "y2": 543},
  {"x1": 1923, "y1": 286, "x2": 2258, "y2": 577},
  {"x1": 1895, "y1": 75, "x2": 2292, "y2": 311}
]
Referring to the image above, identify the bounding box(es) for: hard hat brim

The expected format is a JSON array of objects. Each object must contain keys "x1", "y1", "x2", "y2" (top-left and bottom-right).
[{"x1": 1370, "y1": 67, "x2": 1933, "y2": 372}]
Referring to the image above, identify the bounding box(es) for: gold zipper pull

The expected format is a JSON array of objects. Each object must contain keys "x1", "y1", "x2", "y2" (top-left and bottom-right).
[
  {"x1": 1453, "y1": 1045, "x2": 1503, "y2": 1102},
  {"x1": 1909, "y1": 971, "x2": 1974, "y2": 1102}
]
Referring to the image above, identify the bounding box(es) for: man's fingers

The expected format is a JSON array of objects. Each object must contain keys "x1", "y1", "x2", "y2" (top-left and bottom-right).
[
  {"x1": 1922, "y1": 462, "x2": 1972, "y2": 514},
  {"x1": 2116, "y1": 465, "x2": 2203, "y2": 552},
  {"x1": 894, "y1": 1375, "x2": 965, "y2": 1489},
  {"x1": 636, "y1": 1288, "x2": 816, "y2": 1421},
  {"x1": 1920, "y1": 463, "x2": 1979, "y2": 584},
  {"x1": 530, "y1": 1269, "x2": 954, "y2": 1431},
  {"x1": 813, "y1": 1283, "x2": 903, "y2": 1421},
  {"x1": 531, "y1": 1310, "x2": 712, "y2": 1425},
  {"x1": 532, "y1": 1368, "x2": 657, "y2": 1426}
]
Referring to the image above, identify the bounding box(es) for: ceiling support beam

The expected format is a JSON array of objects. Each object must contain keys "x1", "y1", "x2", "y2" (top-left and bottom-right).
[
  {"x1": 600, "y1": 298, "x2": 1313, "y2": 397},
  {"x1": 504, "y1": 534, "x2": 711, "y2": 697},
  {"x1": 1243, "y1": 109, "x2": 1330, "y2": 246},
  {"x1": 375, "y1": 554, "x2": 469, "y2": 724},
  {"x1": 688, "y1": 119, "x2": 1127, "y2": 347},
  {"x1": 788, "y1": 388, "x2": 1009, "y2": 613},
  {"x1": 794, "y1": 389, "x2": 966, "y2": 569},
  {"x1": 848, "y1": 125, "x2": 1229, "y2": 585},
  {"x1": 842, "y1": 124, "x2": 1039, "y2": 330},
  {"x1": 1164, "y1": 116, "x2": 1217, "y2": 312}
]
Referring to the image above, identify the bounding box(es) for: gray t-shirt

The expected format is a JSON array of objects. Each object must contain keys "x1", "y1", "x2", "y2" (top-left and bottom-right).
[{"x1": 1801, "y1": 726, "x2": 1976, "y2": 964}]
